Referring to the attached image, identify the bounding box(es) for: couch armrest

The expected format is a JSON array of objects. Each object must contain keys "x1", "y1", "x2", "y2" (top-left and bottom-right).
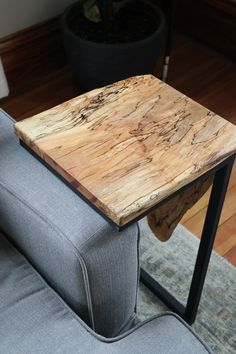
[{"x1": 0, "y1": 109, "x2": 139, "y2": 337}]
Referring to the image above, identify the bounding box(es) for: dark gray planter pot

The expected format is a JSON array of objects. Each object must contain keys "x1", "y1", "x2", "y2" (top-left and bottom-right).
[{"x1": 61, "y1": 0, "x2": 166, "y2": 90}]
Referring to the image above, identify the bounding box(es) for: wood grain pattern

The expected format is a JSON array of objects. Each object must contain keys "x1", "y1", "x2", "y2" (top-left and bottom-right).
[{"x1": 14, "y1": 74, "x2": 236, "y2": 227}]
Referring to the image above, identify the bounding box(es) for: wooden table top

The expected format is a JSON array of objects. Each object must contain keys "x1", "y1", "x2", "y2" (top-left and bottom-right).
[{"x1": 14, "y1": 75, "x2": 236, "y2": 227}]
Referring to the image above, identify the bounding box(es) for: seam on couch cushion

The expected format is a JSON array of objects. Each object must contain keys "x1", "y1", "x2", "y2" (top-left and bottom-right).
[
  {"x1": 79, "y1": 222, "x2": 140, "y2": 335},
  {"x1": 77, "y1": 252, "x2": 95, "y2": 329},
  {"x1": 135, "y1": 223, "x2": 140, "y2": 313},
  {"x1": 109, "y1": 313, "x2": 212, "y2": 352},
  {"x1": 0, "y1": 179, "x2": 104, "y2": 330},
  {"x1": 116, "y1": 312, "x2": 137, "y2": 336}
]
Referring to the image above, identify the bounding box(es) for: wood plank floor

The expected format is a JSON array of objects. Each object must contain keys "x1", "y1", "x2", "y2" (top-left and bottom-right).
[{"x1": 1, "y1": 32, "x2": 236, "y2": 265}]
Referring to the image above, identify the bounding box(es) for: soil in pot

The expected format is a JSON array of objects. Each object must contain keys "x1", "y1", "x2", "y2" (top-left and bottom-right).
[{"x1": 70, "y1": 1, "x2": 160, "y2": 44}]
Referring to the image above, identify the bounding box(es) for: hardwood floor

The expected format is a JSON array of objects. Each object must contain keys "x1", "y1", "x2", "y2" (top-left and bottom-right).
[
  {"x1": 1, "y1": 32, "x2": 236, "y2": 265},
  {"x1": 164, "y1": 34, "x2": 236, "y2": 266},
  {"x1": 0, "y1": 69, "x2": 79, "y2": 121}
]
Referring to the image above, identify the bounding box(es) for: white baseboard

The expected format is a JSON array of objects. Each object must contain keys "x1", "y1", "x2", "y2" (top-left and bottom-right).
[{"x1": 0, "y1": 58, "x2": 9, "y2": 98}]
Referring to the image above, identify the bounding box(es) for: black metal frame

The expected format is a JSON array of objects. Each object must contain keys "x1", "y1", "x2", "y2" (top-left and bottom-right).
[
  {"x1": 20, "y1": 140, "x2": 235, "y2": 324},
  {"x1": 141, "y1": 154, "x2": 235, "y2": 324}
]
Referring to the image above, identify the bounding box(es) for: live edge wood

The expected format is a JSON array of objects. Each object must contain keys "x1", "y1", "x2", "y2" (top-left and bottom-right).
[
  {"x1": 147, "y1": 175, "x2": 213, "y2": 241},
  {"x1": 14, "y1": 75, "x2": 236, "y2": 227}
]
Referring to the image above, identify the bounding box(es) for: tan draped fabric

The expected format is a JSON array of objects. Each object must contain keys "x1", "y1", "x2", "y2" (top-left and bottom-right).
[{"x1": 147, "y1": 175, "x2": 213, "y2": 242}]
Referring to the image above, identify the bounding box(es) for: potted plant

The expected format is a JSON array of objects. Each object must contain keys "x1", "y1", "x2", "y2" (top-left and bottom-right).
[{"x1": 61, "y1": 0, "x2": 165, "y2": 90}]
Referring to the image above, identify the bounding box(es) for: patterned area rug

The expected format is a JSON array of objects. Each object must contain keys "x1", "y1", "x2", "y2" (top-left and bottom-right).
[{"x1": 138, "y1": 219, "x2": 236, "y2": 354}]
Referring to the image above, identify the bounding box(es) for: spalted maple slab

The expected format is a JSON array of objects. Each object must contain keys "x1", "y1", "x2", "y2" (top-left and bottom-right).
[
  {"x1": 14, "y1": 75, "x2": 236, "y2": 227},
  {"x1": 147, "y1": 175, "x2": 213, "y2": 241}
]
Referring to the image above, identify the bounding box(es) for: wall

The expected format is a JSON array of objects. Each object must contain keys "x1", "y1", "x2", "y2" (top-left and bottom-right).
[{"x1": 0, "y1": 0, "x2": 76, "y2": 38}]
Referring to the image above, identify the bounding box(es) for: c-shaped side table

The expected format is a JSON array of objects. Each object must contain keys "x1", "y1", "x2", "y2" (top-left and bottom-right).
[{"x1": 15, "y1": 75, "x2": 236, "y2": 325}]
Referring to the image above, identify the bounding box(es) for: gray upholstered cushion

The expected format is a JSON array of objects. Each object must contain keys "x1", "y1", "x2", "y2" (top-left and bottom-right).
[
  {"x1": 0, "y1": 109, "x2": 139, "y2": 337},
  {"x1": 0, "y1": 232, "x2": 211, "y2": 354}
]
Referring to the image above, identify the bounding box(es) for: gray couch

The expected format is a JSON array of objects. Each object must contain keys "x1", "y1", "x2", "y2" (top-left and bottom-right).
[{"x1": 0, "y1": 109, "x2": 211, "y2": 353}]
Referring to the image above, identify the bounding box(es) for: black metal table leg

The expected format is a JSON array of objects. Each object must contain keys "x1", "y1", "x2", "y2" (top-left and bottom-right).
[{"x1": 140, "y1": 155, "x2": 235, "y2": 325}]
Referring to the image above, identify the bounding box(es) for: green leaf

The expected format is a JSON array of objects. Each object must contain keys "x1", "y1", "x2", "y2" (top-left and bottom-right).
[{"x1": 83, "y1": 0, "x2": 102, "y2": 23}]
